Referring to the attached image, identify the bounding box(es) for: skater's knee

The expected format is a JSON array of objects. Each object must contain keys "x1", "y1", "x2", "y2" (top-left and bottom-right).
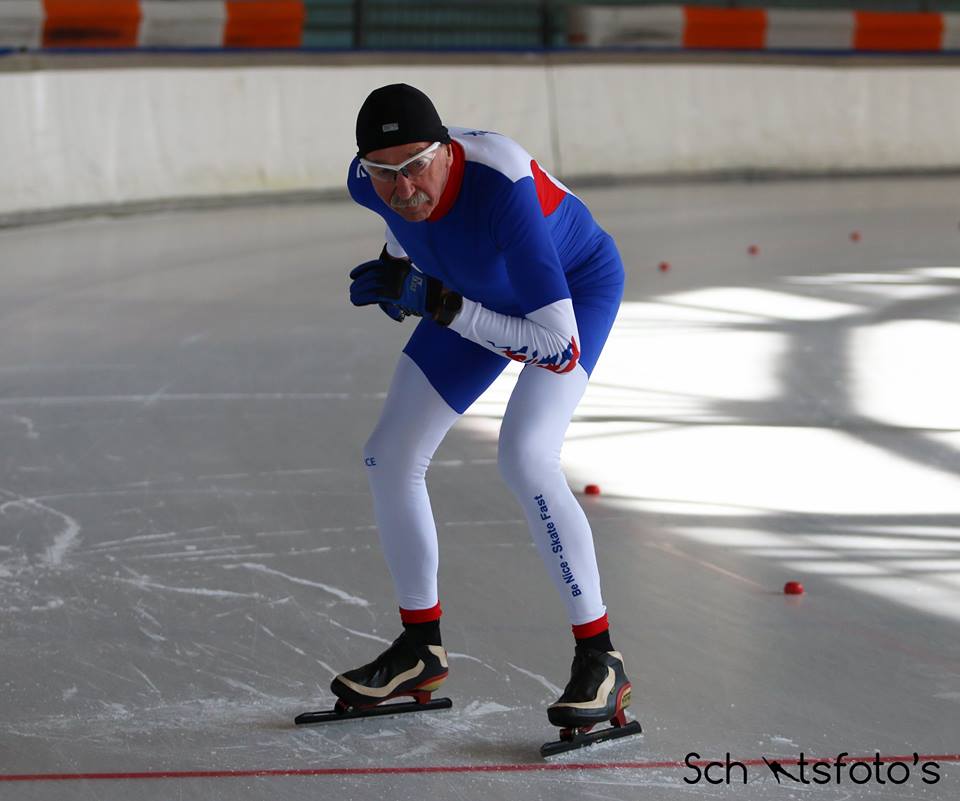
[
  {"x1": 364, "y1": 423, "x2": 409, "y2": 463},
  {"x1": 497, "y1": 435, "x2": 559, "y2": 493},
  {"x1": 364, "y1": 429, "x2": 429, "y2": 479},
  {"x1": 362, "y1": 428, "x2": 385, "y2": 466}
]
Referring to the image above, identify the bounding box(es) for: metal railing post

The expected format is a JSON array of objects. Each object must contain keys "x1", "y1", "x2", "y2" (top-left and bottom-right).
[
  {"x1": 353, "y1": 0, "x2": 366, "y2": 49},
  {"x1": 540, "y1": 0, "x2": 551, "y2": 49}
]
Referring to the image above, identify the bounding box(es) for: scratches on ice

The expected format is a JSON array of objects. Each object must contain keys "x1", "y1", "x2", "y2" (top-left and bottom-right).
[
  {"x1": 327, "y1": 620, "x2": 391, "y2": 645},
  {"x1": 134, "y1": 546, "x2": 259, "y2": 561},
  {"x1": 223, "y1": 563, "x2": 370, "y2": 606},
  {"x1": 87, "y1": 534, "x2": 259, "y2": 561},
  {"x1": 131, "y1": 666, "x2": 162, "y2": 697},
  {"x1": 76, "y1": 489, "x2": 309, "y2": 504},
  {"x1": 0, "y1": 392, "x2": 385, "y2": 407},
  {"x1": 74, "y1": 658, "x2": 143, "y2": 688},
  {"x1": 4, "y1": 413, "x2": 39, "y2": 439},
  {"x1": 314, "y1": 659, "x2": 338, "y2": 677},
  {"x1": 247, "y1": 616, "x2": 310, "y2": 658},
  {"x1": 507, "y1": 663, "x2": 562, "y2": 696},
  {"x1": 447, "y1": 651, "x2": 502, "y2": 675},
  {"x1": 461, "y1": 700, "x2": 513, "y2": 716},
  {"x1": 108, "y1": 575, "x2": 264, "y2": 599},
  {"x1": 4, "y1": 598, "x2": 66, "y2": 613},
  {"x1": 444, "y1": 519, "x2": 525, "y2": 528},
  {"x1": 44, "y1": 510, "x2": 82, "y2": 566},
  {"x1": 0, "y1": 364, "x2": 135, "y2": 374},
  {"x1": 139, "y1": 627, "x2": 167, "y2": 643},
  {"x1": 178, "y1": 551, "x2": 280, "y2": 563},
  {"x1": 87, "y1": 532, "x2": 178, "y2": 550},
  {"x1": 218, "y1": 677, "x2": 276, "y2": 699},
  {"x1": 197, "y1": 469, "x2": 336, "y2": 482},
  {"x1": 7, "y1": 695, "x2": 319, "y2": 742},
  {"x1": 132, "y1": 605, "x2": 164, "y2": 628},
  {"x1": 0, "y1": 491, "x2": 82, "y2": 567},
  {"x1": 142, "y1": 382, "x2": 176, "y2": 407},
  {"x1": 133, "y1": 606, "x2": 168, "y2": 641}
]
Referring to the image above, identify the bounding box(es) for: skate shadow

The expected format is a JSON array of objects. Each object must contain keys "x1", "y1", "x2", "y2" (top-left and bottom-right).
[{"x1": 261, "y1": 718, "x2": 303, "y2": 731}]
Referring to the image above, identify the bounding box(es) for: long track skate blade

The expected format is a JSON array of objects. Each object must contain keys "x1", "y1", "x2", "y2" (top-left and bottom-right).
[
  {"x1": 540, "y1": 720, "x2": 642, "y2": 758},
  {"x1": 295, "y1": 697, "x2": 452, "y2": 726}
]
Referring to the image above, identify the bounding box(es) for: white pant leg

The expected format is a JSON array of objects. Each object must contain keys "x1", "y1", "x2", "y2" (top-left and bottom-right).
[
  {"x1": 363, "y1": 353, "x2": 460, "y2": 611},
  {"x1": 497, "y1": 364, "x2": 606, "y2": 627}
]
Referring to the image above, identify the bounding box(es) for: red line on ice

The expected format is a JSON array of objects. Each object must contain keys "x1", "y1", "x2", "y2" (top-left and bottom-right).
[{"x1": 1, "y1": 754, "x2": 958, "y2": 782}]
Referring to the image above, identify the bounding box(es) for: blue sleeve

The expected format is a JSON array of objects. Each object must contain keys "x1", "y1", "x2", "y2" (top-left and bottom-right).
[
  {"x1": 347, "y1": 158, "x2": 383, "y2": 215},
  {"x1": 489, "y1": 177, "x2": 572, "y2": 316}
]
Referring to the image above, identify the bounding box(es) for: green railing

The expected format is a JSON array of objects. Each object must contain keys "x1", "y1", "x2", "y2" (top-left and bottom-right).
[{"x1": 301, "y1": 1, "x2": 547, "y2": 48}]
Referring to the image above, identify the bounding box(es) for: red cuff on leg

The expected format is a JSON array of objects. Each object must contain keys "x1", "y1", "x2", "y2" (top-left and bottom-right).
[
  {"x1": 572, "y1": 613, "x2": 609, "y2": 640},
  {"x1": 399, "y1": 602, "x2": 442, "y2": 624}
]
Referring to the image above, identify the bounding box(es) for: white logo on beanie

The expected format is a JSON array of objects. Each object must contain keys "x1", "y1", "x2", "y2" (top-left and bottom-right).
[{"x1": 382, "y1": 122, "x2": 399, "y2": 132}]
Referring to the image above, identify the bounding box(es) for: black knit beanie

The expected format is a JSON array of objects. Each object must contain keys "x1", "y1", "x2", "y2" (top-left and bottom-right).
[{"x1": 356, "y1": 84, "x2": 450, "y2": 157}]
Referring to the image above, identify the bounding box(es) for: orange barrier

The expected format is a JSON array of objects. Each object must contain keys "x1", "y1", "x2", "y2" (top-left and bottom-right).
[
  {"x1": 224, "y1": 1, "x2": 305, "y2": 49},
  {"x1": 854, "y1": 12, "x2": 943, "y2": 52},
  {"x1": 42, "y1": 0, "x2": 141, "y2": 49},
  {"x1": 683, "y1": 8, "x2": 766, "y2": 50}
]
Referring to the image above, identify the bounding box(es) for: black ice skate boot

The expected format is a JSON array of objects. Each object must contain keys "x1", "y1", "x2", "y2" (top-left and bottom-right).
[
  {"x1": 541, "y1": 646, "x2": 641, "y2": 756},
  {"x1": 330, "y1": 631, "x2": 449, "y2": 711},
  {"x1": 548, "y1": 645, "x2": 632, "y2": 729}
]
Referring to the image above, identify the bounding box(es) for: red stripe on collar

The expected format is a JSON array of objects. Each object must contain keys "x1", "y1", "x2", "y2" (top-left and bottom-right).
[{"x1": 428, "y1": 140, "x2": 465, "y2": 222}]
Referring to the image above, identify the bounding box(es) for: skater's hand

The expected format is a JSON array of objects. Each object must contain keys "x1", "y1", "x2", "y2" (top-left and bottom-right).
[
  {"x1": 349, "y1": 254, "x2": 443, "y2": 320},
  {"x1": 377, "y1": 300, "x2": 406, "y2": 322},
  {"x1": 348, "y1": 252, "x2": 407, "y2": 322}
]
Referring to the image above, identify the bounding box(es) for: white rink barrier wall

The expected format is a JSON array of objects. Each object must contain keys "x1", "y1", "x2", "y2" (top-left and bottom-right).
[{"x1": 1, "y1": 59, "x2": 959, "y2": 219}]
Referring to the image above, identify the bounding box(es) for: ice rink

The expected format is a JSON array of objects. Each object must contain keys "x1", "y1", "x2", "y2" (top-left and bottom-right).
[{"x1": 2, "y1": 176, "x2": 959, "y2": 800}]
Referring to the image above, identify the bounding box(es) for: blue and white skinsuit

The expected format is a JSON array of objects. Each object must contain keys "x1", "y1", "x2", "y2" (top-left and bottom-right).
[{"x1": 348, "y1": 127, "x2": 625, "y2": 630}]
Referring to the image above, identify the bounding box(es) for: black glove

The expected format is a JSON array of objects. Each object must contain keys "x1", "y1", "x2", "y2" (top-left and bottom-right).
[
  {"x1": 349, "y1": 246, "x2": 446, "y2": 320},
  {"x1": 349, "y1": 246, "x2": 463, "y2": 326},
  {"x1": 347, "y1": 247, "x2": 411, "y2": 322}
]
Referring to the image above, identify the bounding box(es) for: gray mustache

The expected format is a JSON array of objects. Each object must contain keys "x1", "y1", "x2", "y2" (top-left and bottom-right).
[{"x1": 391, "y1": 191, "x2": 430, "y2": 209}]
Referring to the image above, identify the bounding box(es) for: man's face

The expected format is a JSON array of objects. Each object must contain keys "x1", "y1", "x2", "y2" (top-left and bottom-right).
[{"x1": 363, "y1": 141, "x2": 453, "y2": 223}]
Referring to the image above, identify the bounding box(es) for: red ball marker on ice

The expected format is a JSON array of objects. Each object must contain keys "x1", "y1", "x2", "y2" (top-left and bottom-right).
[
  {"x1": 584, "y1": 484, "x2": 601, "y2": 496},
  {"x1": 659, "y1": 261, "x2": 670, "y2": 273},
  {"x1": 784, "y1": 581, "x2": 804, "y2": 595},
  {"x1": 850, "y1": 231, "x2": 861, "y2": 242},
  {"x1": 748, "y1": 245, "x2": 759, "y2": 256}
]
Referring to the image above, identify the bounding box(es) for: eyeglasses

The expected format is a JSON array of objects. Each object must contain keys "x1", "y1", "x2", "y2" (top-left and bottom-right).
[{"x1": 360, "y1": 142, "x2": 442, "y2": 184}]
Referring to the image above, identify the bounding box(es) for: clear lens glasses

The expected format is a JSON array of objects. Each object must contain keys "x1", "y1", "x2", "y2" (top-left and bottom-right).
[{"x1": 360, "y1": 142, "x2": 442, "y2": 184}]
